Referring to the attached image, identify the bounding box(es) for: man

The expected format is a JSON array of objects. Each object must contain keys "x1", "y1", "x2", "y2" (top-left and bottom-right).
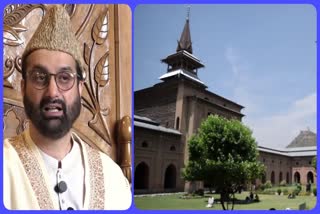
[{"x1": 4, "y1": 5, "x2": 131, "y2": 210}]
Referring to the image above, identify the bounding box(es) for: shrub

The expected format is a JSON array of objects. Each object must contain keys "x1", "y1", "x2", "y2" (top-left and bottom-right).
[
  {"x1": 259, "y1": 183, "x2": 265, "y2": 191},
  {"x1": 194, "y1": 189, "x2": 204, "y2": 196},
  {"x1": 313, "y1": 188, "x2": 317, "y2": 196},
  {"x1": 277, "y1": 188, "x2": 282, "y2": 195},
  {"x1": 296, "y1": 183, "x2": 302, "y2": 191},
  {"x1": 302, "y1": 191, "x2": 311, "y2": 196},
  {"x1": 293, "y1": 188, "x2": 300, "y2": 196},
  {"x1": 280, "y1": 180, "x2": 287, "y2": 186},
  {"x1": 282, "y1": 188, "x2": 289, "y2": 195},
  {"x1": 264, "y1": 180, "x2": 272, "y2": 189},
  {"x1": 262, "y1": 189, "x2": 276, "y2": 195}
]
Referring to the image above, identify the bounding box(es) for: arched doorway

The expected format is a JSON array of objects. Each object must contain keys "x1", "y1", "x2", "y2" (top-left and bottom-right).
[
  {"x1": 262, "y1": 172, "x2": 266, "y2": 184},
  {"x1": 286, "y1": 172, "x2": 290, "y2": 184},
  {"x1": 294, "y1": 171, "x2": 301, "y2": 183},
  {"x1": 164, "y1": 164, "x2": 176, "y2": 189},
  {"x1": 135, "y1": 162, "x2": 149, "y2": 189},
  {"x1": 279, "y1": 172, "x2": 283, "y2": 183},
  {"x1": 271, "y1": 171, "x2": 275, "y2": 184},
  {"x1": 307, "y1": 171, "x2": 314, "y2": 184}
]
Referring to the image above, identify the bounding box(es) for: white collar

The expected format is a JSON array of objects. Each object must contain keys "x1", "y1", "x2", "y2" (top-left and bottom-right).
[{"x1": 38, "y1": 139, "x2": 81, "y2": 171}]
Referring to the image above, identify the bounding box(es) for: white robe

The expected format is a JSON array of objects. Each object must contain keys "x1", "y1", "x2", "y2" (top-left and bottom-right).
[{"x1": 4, "y1": 129, "x2": 132, "y2": 210}]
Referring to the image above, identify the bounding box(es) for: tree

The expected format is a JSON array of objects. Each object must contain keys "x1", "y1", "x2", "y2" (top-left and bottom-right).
[
  {"x1": 312, "y1": 156, "x2": 317, "y2": 170},
  {"x1": 183, "y1": 115, "x2": 265, "y2": 210}
]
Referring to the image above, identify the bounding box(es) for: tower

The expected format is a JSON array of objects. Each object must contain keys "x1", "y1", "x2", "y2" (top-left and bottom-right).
[{"x1": 159, "y1": 7, "x2": 206, "y2": 88}]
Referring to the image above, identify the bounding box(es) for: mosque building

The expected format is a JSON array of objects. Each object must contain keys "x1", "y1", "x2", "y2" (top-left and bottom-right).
[{"x1": 134, "y1": 12, "x2": 316, "y2": 194}]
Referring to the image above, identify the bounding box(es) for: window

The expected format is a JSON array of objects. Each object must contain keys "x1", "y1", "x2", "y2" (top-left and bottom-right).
[
  {"x1": 176, "y1": 117, "x2": 180, "y2": 130},
  {"x1": 170, "y1": 146, "x2": 176, "y2": 151},
  {"x1": 142, "y1": 141, "x2": 148, "y2": 148}
]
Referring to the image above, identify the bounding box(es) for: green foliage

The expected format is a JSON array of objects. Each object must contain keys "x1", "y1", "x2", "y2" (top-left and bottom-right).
[
  {"x1": 312, "y1": 156, "x2": 317, "y2": 170},
  {"x1": 194, "y1": 189, "x2": 204, "y2": 196},
  {"x1": 259, "y1": 183, "x2": 265, "y2": 191},
  {"x1": 255, "y1": 188, "x2": 279, "y2": 195},
  {"x1": 293, "y1": 188, "x2": 301, "y2": 196},
  {"x1": 264, "y1": 180, "x2": 272, "y2": 189},
  {"x1": 277, "y1": 188, "x2": 282, "y2": 195},
  {"x1": 183, "y1": 115, "x2": 264, "y2": 194},
  {"x1": 283, "y1": 188, "x2": 289, "y2": 195},
  {"x1": 279, "y1": 180, "x2": 287, "y2": 186},
  {"x1": 300, "y1": 191, "x2": 311, "y2": 196},
  {"x1": 313, "y1": 188, "x2": 317, "y2": 196},
  {"x1": 296, "y1": 183, "x2": 302, "y2": 191},
  {"x1": 292, "y1": 183, "x2": 302, "y2": 196}
]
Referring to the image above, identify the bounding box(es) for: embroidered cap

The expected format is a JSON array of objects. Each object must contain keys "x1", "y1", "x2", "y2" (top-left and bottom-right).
[{"x1": 22, "y1": 5, "x2": 86, "y2": 80}]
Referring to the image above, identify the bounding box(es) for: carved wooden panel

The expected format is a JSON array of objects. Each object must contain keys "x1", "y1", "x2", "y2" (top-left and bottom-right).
[{"x1": 3, "y1": 4, "x2": 132, "y2": 181}]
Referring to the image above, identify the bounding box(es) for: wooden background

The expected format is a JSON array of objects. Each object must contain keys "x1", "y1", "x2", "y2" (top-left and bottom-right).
[{"x1": 3, "y1": 4, "x2": 132, "y2": 182}]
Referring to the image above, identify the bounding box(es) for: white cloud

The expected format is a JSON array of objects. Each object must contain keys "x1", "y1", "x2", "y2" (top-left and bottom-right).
[
  {"x1": 244, "y1": 92, "x2": 317, "y2": 148},
  {"x1": 224, "y1": 46, "x2": 243, "y2": 76},
  {"x1": 224, "y1": 46, "x2": 316, "y2": 149}
]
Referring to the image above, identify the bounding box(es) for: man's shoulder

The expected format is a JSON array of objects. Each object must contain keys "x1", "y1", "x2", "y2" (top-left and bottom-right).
[
  {"x1": 71, "y1": 132, "x2": 121, "y2": 169},
  {"x1": 4, "y1": 133, "x2": 25, "y2": 152},
  {"x1": 4, "y1": 133, "x2": 24, "y2": 144},
  {"x1": 4, "y1": 133, "x2": 27, "y2": 166}
]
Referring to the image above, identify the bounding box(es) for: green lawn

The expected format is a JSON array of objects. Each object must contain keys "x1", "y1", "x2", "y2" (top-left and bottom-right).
[{"x1": 134, "y1": 191, "x2": 316, "y2": 210}]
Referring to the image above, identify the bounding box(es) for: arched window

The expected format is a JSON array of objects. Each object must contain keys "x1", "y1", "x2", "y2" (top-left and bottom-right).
[
  {"x1": 142, "y1": 141, "x2": 148, "y2": 148},
  {"x1": 286, "y1": 172, "x2": 290, "y2": 184},
  {"x1": 176, "y1": 117, "x2": 180, "y2": 130},
  {"x1": 170, "y1": 145, "x2": 176, "y2": 151}
]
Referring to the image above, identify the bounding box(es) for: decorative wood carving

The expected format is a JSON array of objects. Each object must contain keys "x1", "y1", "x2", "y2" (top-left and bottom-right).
[
  {"x1": 3, "y1": 102, "x2": 29, "y2": 138},
  {"x1": 118, "y1": 116, "x2": 132, "y2": 183},
  {"x1": 3, "y1": 4, "x2": 132, "y2": 181},
  {"x1": 4, "y1": 4, "x2": 46, "y2": 47}
]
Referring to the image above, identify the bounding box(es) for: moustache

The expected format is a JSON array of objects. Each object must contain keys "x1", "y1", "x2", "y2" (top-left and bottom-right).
[{"x1": 40, "y1": 97, "x2": 67, "y2": 115}]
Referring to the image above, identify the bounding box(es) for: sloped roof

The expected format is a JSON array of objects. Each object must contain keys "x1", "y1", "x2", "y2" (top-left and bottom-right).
[
  {"x1": 134, "y1": 115, "x2": 181, "y2": 135},
  {"x1": 258, "y1": 145, "x2": 316, "y2": 157},
  {"x1": 286, "y1": 130, "x2": 316, "y2": 148},
  {"x1": 176, "y1": 18, "x2": 192, "y2": 54}
]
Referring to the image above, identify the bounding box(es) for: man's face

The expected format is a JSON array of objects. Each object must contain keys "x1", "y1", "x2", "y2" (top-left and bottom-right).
[{"x1": 22, "y1": 49, "x2": 83, "y2": 139}]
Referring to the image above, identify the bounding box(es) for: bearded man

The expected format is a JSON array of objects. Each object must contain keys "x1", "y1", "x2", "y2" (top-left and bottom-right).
[{"x1": 4, "y1": 5, "x2": 131, "y2": 210}]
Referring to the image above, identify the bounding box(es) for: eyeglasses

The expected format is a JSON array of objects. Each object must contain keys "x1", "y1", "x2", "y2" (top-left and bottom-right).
[{"x1": 27, "y1": 70, "x2": 79, "y2": 91}]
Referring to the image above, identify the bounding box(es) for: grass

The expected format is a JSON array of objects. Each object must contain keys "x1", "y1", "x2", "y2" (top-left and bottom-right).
[{"x1": 134, "y1": 191, "x2": 317, "y2": 210}]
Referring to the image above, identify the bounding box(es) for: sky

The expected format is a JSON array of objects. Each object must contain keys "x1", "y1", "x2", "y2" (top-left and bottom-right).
[{"x1": 134, "y1": 4, "x2": 317, "y2": 149}]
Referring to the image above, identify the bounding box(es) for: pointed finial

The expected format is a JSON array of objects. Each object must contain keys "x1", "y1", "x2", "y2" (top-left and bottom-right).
[{"x1": 186, "y1": 6, "x2": 190, "y2": 21}]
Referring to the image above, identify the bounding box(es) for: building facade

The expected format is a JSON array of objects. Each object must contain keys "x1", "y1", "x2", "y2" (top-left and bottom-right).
[
  {"x1": 257, "y1": 131, "x2": 316, "y2": 186},
  {"x1": 134, "y1": 15, "x2": 316, "y2": 194}
]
